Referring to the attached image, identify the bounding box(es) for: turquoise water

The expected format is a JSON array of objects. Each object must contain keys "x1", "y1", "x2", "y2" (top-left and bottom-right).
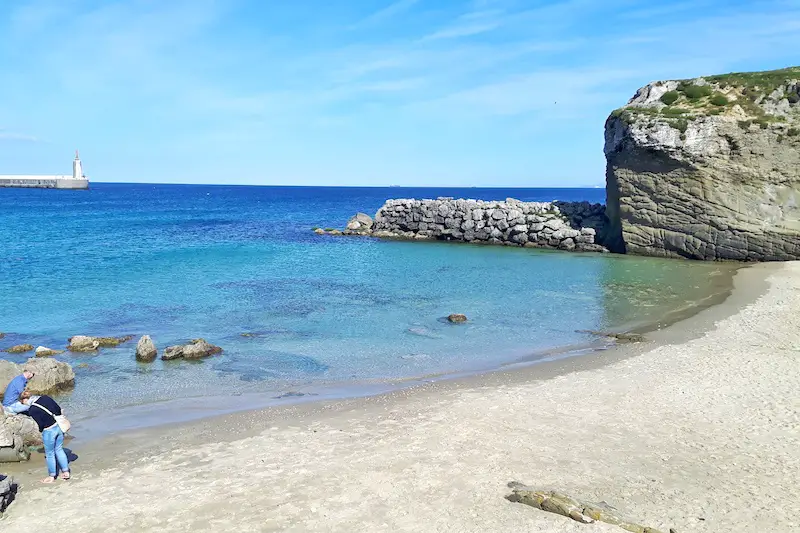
[{"x1": 0, "y1": 184, "x2": 738, "y2": 421}]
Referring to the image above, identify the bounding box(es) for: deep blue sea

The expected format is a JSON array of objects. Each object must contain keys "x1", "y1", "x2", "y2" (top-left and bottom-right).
[{"x1": 0, "y1": 184, "x2": 738, "y2": 429}]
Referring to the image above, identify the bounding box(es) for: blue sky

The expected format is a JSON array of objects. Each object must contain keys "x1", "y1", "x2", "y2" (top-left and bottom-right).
[{"x1": 0, "y1": 0, "x2": 798, "y2": 186}]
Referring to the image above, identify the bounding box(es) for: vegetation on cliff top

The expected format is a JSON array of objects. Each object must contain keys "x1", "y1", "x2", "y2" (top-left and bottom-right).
[{"x1": 609, "y1": 66, "x2": 799, "y2": 134}]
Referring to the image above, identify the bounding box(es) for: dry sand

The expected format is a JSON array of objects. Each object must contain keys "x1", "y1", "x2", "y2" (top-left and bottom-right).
[{"x1": 2, "y1": 262, "x2": 799, "y2": 532}]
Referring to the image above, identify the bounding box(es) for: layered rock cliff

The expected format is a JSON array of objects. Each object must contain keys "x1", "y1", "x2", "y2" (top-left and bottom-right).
[{"x1": 604, "y1": 67, "x2": 800, "y2": 260}]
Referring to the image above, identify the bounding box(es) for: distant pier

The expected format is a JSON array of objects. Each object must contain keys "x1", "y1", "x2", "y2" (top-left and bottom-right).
[{"x1": 0, "y1": 151, "x2": 89, "y2": 190}]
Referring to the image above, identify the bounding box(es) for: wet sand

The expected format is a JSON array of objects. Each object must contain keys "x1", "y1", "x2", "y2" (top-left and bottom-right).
[{"x1": 2, "y1": 262, "x2": 798, "y2": 532}]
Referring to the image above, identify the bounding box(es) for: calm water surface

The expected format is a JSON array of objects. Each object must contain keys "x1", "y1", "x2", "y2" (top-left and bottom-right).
[{"x1": 0, "y1": 184, "x2": 738, "y2": 422}]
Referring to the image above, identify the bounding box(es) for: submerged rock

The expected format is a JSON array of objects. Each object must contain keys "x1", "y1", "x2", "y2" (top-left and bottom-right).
[
  {"x1": 506, "y1": 482, "x2": 665, "y2": 533},
  {"x1": 96, "y1": 335, "x2": 134, "y2": 347},
  {"x1": 162, "y1": 338, "x2": 223, "y2": 361},
  {"x1": 447, "y1": 314, "x2": 468, "y2": 323},
  {"x1": 35, "y1": 346, "x2": 64, "y2": 357},
  {"x1": 577, "y1": 330, "x2": 645, "y2": 343},
  {"x1": 4, "y1": 344, "x2": 33, "y2": 354},
  {"x1": 135, "y1": 335, "x2": 158, "y2": 362}
]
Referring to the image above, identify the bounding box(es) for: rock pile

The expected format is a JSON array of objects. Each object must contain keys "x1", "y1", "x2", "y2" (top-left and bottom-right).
[{"x1": 325, "y1": 198, "x2": 607, "y2": 252}]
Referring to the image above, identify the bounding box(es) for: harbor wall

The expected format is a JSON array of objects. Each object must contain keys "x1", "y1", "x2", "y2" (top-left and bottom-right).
[
  {"x1": 333, "y1": 198, "x2": 609, "y2": 252},
  {"x1": 0, "y1": 177, "x2": 88, "y2": 189}
]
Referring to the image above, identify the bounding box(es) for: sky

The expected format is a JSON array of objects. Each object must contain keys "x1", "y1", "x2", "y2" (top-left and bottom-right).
[{"x1": 0, "y1": 0, "x2": 798, "y2": 187}]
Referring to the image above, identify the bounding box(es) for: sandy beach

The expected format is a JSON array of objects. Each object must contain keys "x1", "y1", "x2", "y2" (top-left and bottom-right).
[{"x1": 2, "y1": 262, "x2": 799, "y2": 532}]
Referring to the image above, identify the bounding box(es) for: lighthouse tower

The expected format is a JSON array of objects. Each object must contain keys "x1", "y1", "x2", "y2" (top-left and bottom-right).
[{"x1": 72, "y1": 150, "x2": 83, "y2": 180}]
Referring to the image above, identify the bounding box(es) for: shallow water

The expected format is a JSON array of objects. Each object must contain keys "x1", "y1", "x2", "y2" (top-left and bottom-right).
[{"x1": 0, "y1": 184, "x2": 739, "y2": 420}]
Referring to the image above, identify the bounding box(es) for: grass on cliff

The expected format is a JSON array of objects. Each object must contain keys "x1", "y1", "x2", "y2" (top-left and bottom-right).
[
  {"x1": 703, "y1": 67, "x2": 800, "y2": 92},
  {"x1": 613, "y1": 67, "x2": 800, "y2": 131}
]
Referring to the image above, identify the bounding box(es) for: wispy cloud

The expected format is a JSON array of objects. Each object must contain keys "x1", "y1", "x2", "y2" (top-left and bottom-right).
[
  {"x1": 0, "y1": 131, "x2": 40, "y2": 142},
  {"x1": 350, "y1": 0, "x2": 422, "y2": 28}
]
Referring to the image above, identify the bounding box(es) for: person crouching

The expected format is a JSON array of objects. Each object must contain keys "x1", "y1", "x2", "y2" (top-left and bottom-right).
[{"x1": 20, "y1": 391, "x2": 71, "y2": 483}]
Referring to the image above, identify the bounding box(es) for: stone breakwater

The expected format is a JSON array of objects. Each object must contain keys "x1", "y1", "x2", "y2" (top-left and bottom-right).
[{"x1": 325, "y1": 198, "x2": 608, "y2": 252}]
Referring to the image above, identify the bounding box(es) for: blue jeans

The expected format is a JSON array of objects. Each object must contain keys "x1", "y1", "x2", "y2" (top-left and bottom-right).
[
  {"x1": 42, "y1": 425, "x2": 69, "y2": 477},
  {"x1": 3, "y1": 401, "x2": 29, "y2": 415}
]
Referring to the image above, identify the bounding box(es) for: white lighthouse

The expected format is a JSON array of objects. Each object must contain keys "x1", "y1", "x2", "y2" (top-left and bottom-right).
[
  {"x1": 0, "y1": 151, "x2": 90, "y2": 189},
  {"x1": 73, "y1": 150, "x2": 84, "y2": 180}
]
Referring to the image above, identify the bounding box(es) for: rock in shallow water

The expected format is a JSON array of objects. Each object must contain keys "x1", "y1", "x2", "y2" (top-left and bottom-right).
[
  {"x1": 3, "y1": 344, "x2": 33, "y2": 354},
  {"x1": 162, "y1": 338, "x2": 222, "y2": 361},
  {"x1": 68, "y1": 335, "x2": 133, "y2": 352},
  {"x1": 135, "y1": 335, "x2": 158, "y2": 362},
  {"x1": 67, "y1": 335, "x2": 100, "y2": 352},
  {"x1": 447, "y1": 314, "x2": 468, "y2": 323},
  {"x1": 35, "y1": 346, "x2": 64, "y2": 357}
]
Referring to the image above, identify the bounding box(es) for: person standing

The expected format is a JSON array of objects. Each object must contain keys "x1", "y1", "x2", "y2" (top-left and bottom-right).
[
  {"x1": 20, "y1": 391, "x2": 70, "y2": 483},
  {"x1": 2, "y1": 369, "x2": 34, "y2": 414}
]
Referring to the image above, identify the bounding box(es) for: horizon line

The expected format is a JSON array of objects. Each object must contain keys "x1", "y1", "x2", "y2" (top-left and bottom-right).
[{"x1": 85, "y1": 182, "x2": 606, "y2": 189}]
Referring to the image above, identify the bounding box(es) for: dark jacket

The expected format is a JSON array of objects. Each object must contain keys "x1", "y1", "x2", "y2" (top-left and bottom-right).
[{"x1": 28, "y1": 395, "x2": 63, "y2": 432}]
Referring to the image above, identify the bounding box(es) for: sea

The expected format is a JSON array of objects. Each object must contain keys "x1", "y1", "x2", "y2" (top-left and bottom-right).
[{"x1": 0, "y1": 184, "x2": 739, "y2": 436}]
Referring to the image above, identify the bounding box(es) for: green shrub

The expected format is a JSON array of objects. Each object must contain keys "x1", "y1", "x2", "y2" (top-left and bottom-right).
[
  {"x1": 788, "y1": 128, "x2": 799, "y2": 137},
  {"x1": 777, "y1": 135, "x2": 784, "y2": 143},
  {"x1": 673, "y1": 119, "x2": 688, "y2": 133},
  {"x1": 660, "y1": 91, "x2": 680, "y2": 105},
  {"x1": 661, "y1": 107, "x2": 688, "y2": 117},
  {"x1": 710, "y1": 94, "x2": 729, "y2": 106},
  {"x1": 738, "y1": 120, "x2": 753, "y2": 130},
  {"x1": 679, "y1": 83, "x2": 713, "y2": 100},
  {"x1": 756, "y1": 119, "x2": 769, "y2": 129}
]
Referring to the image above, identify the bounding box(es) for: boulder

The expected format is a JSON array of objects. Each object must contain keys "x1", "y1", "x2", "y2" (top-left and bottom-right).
[
  {"x1": 135, "y1": 335, "x2": 158, "y2": 363},
  {"x1": 447, "y1": 314, "x2": 468, "y2": 323},
  {"x1": 313, "y1": 228, "x2": 325, "y2": 235},
  {"x1": 346, "y1": 213, "x2": 374, "y2": 233},
  {"x1": 67, "y1": 335, "x2": 132, "y2": 352},
  {"x1": 4, "y1": 344, "x2": 33, "y2": 354},
  {"x1": 162, "y1": 339, "x2": 222, "y2": 361},
  {"x1": 0, "y1": 358, "x2": 75, "y2": 396},
  {"x1": 67, "y1": 335, "x2": 100, "y2": 352},
  {"x1": 35, "y1": 346, "x2": 64, "y2": 357},
  {"x1": 2, "y1": 413, "x2": 41, "y2": 447},
  {"x1": 0, "y1": 333, "x2": 4, "y2": 339}
]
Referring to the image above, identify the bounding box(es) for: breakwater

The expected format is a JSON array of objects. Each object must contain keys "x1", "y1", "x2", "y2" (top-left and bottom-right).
[{"x1": 326, "y1": 198, "x2": 608, "y2": 252}]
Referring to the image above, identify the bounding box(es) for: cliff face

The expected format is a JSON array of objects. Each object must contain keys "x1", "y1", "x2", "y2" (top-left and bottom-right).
[{"x1": 604, "y1": 67, "x2": 800, "y2": 260}]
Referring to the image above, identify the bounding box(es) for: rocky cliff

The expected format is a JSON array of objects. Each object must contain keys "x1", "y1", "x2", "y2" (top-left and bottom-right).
[{"x1": 604, "y1": 67, "x2": 800, "y2": 260}]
